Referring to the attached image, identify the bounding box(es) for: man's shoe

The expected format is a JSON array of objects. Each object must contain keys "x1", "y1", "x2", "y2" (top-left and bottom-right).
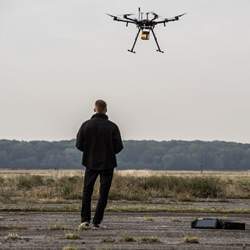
[{"x1": 78, "y1": 221, "x2": 90, "y2": 231}]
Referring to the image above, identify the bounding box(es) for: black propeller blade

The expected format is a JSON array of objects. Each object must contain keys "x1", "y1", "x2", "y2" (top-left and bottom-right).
[
  {"x1": 151, "y1": 12, "x2": 159, "y2": 18},
  {"x1": 106, "y1": 14, "x2": 118, "y2": 20},
  {"x1": 123, "y1": 13, "x2": 134, "y2": 18},
  {"x1": 174, "y1": 13, "x2": 186, "y2": 20}
]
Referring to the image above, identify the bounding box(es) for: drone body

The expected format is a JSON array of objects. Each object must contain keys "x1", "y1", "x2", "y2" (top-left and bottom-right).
[{"x1": 107, "y1": 8, "x2": 186, "y2": 53}]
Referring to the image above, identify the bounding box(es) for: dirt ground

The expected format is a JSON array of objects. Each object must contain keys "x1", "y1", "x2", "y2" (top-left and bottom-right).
[{"x1": 0, "y1": 211, "x2": 249, "y2": 250}]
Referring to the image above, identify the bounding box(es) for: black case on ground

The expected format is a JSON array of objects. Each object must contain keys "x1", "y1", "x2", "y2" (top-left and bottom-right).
[
  {"x1": 222, "y1": 221, "x2": 245, "y2": 230},
  {"x1": 191, "y1": 218, "x2": 245, "y2": 230}
]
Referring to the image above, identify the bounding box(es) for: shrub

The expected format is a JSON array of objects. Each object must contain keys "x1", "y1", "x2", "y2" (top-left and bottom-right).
[
  {"x1": 17, "y1": 175, "x2": 44, "y2": 190},
  {"x1": 188, "y1": 177, "x2": 224, "y2": 198}
]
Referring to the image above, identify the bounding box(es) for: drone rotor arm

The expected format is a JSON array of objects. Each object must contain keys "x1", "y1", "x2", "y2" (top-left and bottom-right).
[
  {"x1": 107, "y1": 14, "x2": 137, "y2": 25},
  {"x1": 154, "y1": 12, "x2": 186, "y2": 26},
  {"x1": 117, "y1": 19, "x2": 137, "y2": 25},
  {"x1": 154, "y1": 19, "x2": 169, "y2": 25}
]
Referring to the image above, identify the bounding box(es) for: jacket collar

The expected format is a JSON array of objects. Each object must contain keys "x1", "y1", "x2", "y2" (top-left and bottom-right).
[{"x1": 91, "y1": 113, "x2": 109, "y2": 120}]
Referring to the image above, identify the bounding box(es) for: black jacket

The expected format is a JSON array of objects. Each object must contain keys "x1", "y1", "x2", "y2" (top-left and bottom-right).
[{"x1": 76, "y1": 113, "x2": 123, "y2": 170}]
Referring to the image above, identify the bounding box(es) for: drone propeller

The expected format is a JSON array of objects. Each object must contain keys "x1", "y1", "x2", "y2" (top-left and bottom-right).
[
  {"x1": 174, "y1": 13, "x2": 186, "y2": 20},
  {"x1": 123, "y1": 13, "x2": 137, "y2": 22},
  {"x1": 151, "y1": 12, "x2": 159, "y2": 18},
  {"x1": 106, "y1": 13, "x2": 118, "y2": 20},
  {"x1": 149, "y1": 12, "x2": 159, "y2": 21},
  {"x1": 123, "y1": 13, "x2": 134, "y2": 17}
]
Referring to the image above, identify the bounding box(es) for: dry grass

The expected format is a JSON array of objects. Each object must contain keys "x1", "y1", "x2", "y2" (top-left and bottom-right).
[
  {"x1": 62, "y1": 246, "x2": 78, "y2": 250},
  {"x1": 4, "y1": 233, "x2": 22, "y2": 241},
  {"x1": 121, "y1": 235, "x2": 137, "y2": 242},
  {"x1": 184, "y1": 235, "x2": 200, "y2": 244},
  {"x1": 102, "y1": 237, "x2": 116, "y2": 243},
  {"x1": 144, "y1": 216, "x2": 154, "y2": 222},
  {"x1": 140, "y1": 236, "x2": 161, "y2": 243},
  {"x1": 0, "y1": 170, "x2": 250, "y2": 204},
  {"x1": 48, "y1": 224, "x2": 68, "y2": 231},
  {"x1": 65, "y1": 233, "x2": 80, "y2": 240}
]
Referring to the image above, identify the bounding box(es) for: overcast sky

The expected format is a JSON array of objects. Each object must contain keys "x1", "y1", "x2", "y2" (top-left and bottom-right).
[{"x1": 0, "y1": 0, "x2": 250, "y2": 142}]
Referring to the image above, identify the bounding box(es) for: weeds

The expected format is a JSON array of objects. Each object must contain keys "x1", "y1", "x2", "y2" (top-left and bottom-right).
[
  {"x1": 121, "y1": 235, "x2": 137, "y2": 242},
  {"x1": 65, "y1": 233, "x2": 80, "y2": 240},
  {"x1": 48, "y1": 224, "x2": 68, "y2": 230},
  {"x1": 17, "y1": 175, "x2": 44, "y2": 189},
  {"x1": 0, "y1": 173, "x2": 249, "y2": 202},
  {"x1": 140, "y1": 236, "x2": 161, "y2": 243},
  {"x1": 4, "y1": 233, "x2": 22, "y2": 241},
  {"x1": 144, "y1": 216, "x2": 154, "y2": 222},
  {"x1": 62, "y1": 246, "x2": 78, "y2": 250},
  {"x1": 184, "y1": 235, "x2": 199, "y2": 244},
  {"x1": 102, "y1": 237, "x2": 116, "y2": 243}
]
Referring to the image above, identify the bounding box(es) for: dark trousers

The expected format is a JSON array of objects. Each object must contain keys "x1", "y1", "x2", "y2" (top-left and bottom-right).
[{"x1": 81, "y1": 168, "x2": 114, "y2": 225}]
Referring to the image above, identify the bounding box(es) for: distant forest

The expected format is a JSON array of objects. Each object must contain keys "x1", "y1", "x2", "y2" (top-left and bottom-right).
[{"x1": 0, "y1": 139, "x2": 250, "y2": 170}]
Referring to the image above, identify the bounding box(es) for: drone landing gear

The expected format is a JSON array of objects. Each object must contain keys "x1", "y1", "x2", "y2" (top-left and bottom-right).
[
  {"x1": 128, "y1": 28, "x2": 164, "y2": 53},
  {"x1": 128, "y1": 29, "x2": 141, "y2": 54},
  {"x1": 157, "y1": 49, "x2": 164, "y2": 53},
  {"x1": 151, "y1": 29, "x2": 164, "y2": 53}
]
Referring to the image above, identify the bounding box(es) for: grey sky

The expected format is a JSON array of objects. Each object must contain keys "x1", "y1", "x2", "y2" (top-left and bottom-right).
[{"x1": 0, "y1": 0, "x2": 250, "y2": 142}]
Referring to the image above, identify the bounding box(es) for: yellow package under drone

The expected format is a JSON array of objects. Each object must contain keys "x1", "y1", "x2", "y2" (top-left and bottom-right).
[{"x1": 141, "y1": 30, "x2": 150, "y2": 40}]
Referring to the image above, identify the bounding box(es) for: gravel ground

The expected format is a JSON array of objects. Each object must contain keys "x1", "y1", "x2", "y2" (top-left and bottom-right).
[{"x1": 0, "y1": 211, "x2": 249, "y2": 250}]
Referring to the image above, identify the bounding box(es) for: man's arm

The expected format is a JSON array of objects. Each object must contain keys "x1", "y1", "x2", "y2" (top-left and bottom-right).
[
  {"x1": 76, "y1": 122, "x2": 87, "y2": 152},
  {"x1": 113, "y1": 125, "x2": 123, "y2": 154}
]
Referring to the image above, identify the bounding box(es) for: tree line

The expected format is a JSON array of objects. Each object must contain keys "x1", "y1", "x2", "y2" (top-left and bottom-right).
[{"x1": 0, "y1": 139, "x2": 250, "y2": 170}]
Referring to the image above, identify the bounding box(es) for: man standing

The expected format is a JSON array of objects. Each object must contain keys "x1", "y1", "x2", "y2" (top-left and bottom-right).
[{"x1": 76, "y1": 100, "x2": 123, "y2": 229}]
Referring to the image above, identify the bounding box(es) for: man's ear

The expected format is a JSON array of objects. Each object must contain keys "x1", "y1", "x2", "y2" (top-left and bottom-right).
[{"x1": 94, "y1": 108, "x2": 96, "y2": 112}]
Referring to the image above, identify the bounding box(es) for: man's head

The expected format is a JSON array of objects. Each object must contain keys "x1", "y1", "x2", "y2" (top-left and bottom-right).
[{"x1": 94, "y1": 99, "x2": 107, "y2": 114}]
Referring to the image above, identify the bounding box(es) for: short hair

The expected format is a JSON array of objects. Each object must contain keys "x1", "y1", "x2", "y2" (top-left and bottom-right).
[{"x1": 95, "y1": 99, "x2": 107, "y2": 112}]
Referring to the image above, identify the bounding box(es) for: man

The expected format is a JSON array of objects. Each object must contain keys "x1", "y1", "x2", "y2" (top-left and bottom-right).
[{"x1": 76, "y1": 100, "x2": 123, "y2": 229}]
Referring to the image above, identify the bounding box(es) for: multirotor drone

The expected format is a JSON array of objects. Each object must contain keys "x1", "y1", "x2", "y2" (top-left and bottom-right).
[{"x1": 107, "y1": 8, "x2": 186, "y2": 53}]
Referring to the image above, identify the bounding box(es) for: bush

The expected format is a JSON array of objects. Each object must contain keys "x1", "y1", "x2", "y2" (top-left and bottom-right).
[
  {"x1": 17, "y1": 175, "x2": 44, "y2": 190},
  {"x1": 188, "y1": 177, "x2": 224, "y2": 198},
  {"x1": 57, "y1": 176, "x2": 82, "y2": 199},
  {"x1": 110, "y1": 175, "x2": 225, "y2": 200}
]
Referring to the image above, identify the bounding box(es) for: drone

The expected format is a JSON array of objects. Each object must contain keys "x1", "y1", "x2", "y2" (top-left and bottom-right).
[{"x1": 107, "y1": 8, "x2": 186, "y2": 53}]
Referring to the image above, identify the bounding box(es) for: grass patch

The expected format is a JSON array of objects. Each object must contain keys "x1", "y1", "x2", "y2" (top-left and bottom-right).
[
  {"x1": 62, "y1": 246, "x2": 78, "y2": 250},
  {"x1": 1, "y1": 173, "x2": 250, "y2": 203},
  {"x1": 184, "y1": 236, "x2": 200, "y2": 244},
  {"x1": 144, "y1": 216, "x2": 154, "y2": 222},
  {"x1": 121, "y1": 235, "x2": 137, "y2": 242},
  {"x1": 0, "y1": 225, "x2": 27, "y2": 231},
  {"x1": 102, "y1": 237, "x2": 116, "y2": 243},
  {"x1": 17, "y1": 175, "x2": 44, "y2": 190},
  {"x1": 140, "y1": 236, "x2": 161, "y2": 244},
  {"x1": 4, "y1": 232, "x2": 22, "y2": 241},
  {"x1": 48, "y1": 223, "x2": 68, "y2": 230},
  {"x1": 65, "y1": 233, "x2": 80, "y2": 240},
  {"x1": 171, "y1": 218, "x2": 182, "y2": 223}
]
